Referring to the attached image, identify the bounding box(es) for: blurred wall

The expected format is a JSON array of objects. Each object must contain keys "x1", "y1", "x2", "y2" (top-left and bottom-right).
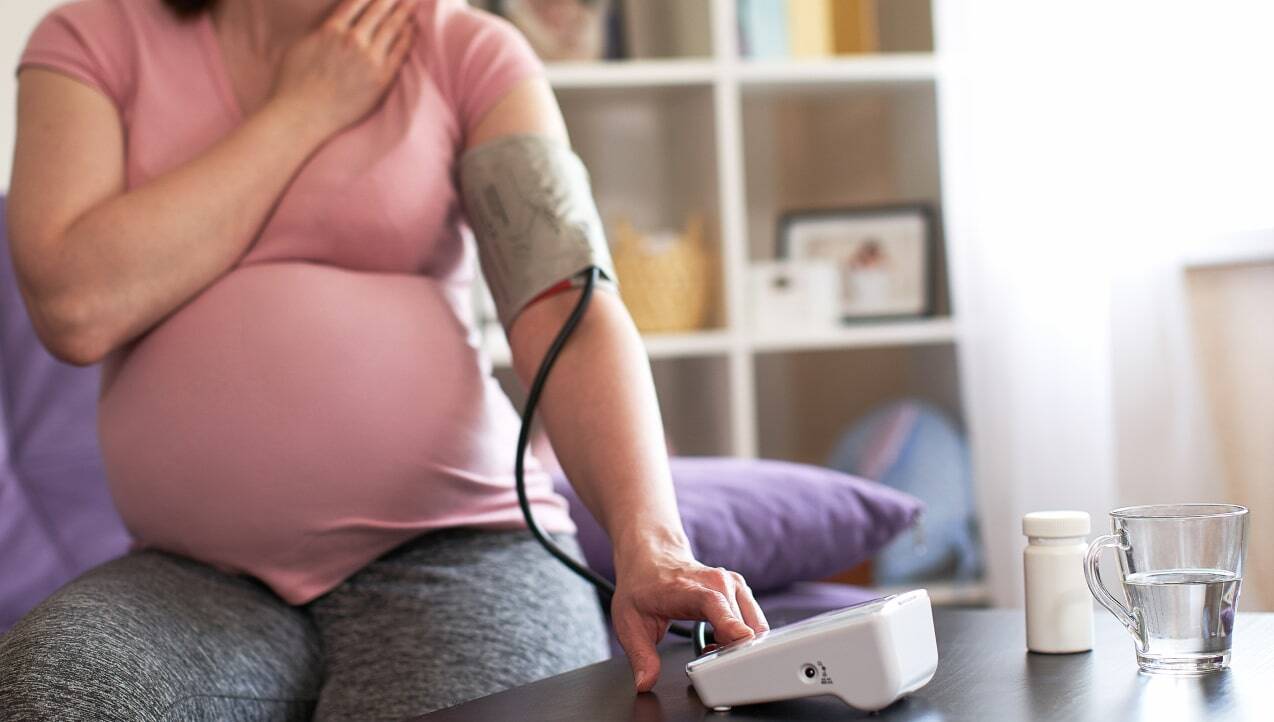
[
  {"x1": 1187, "y1": 262, "x2": 1274, "y2": 610},
  {"x1": 937, "y1": 0, "x2": 1274, "y2": 607},
  {"x1": 2, "y1": 0, "x2": 62, "y2": 191}
]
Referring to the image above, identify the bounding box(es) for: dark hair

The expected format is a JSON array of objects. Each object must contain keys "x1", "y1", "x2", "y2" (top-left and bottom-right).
[{"x1": 162, "y1": 0, "x2": 217, "y2": 17}]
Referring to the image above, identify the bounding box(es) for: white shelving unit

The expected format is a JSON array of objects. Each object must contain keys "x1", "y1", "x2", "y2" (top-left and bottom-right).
[{"x1": 483, "y1": 0, "x2": 961, "y2": 466}]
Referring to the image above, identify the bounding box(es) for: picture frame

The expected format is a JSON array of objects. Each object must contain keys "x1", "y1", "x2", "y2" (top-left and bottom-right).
[{"x1": 776, "y1": 204, "x2": 935, "y2": 322}]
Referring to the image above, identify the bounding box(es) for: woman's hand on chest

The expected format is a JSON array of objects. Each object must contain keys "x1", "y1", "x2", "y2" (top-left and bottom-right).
[{"x1": 267, "y1": 0, "x2": 419, "y2": 140}]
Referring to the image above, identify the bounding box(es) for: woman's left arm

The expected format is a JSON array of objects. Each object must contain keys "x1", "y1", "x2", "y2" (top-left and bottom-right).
[{"x1": 467, "y1": 79, "x2": 769, "y2": 692}]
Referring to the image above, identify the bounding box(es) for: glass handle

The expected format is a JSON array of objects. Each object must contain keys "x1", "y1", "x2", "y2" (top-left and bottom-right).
[{"x1": 1084, "y1": 532, "x2": 1145, "y2": 651}]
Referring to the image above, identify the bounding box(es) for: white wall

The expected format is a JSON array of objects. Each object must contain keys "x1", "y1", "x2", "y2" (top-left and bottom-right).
[
  {"x1": 2, "y1": 0, "x2": 64, "y2": 191},
  {"x1": 1187, "y1": 261, "x2": 1274, "y2": 610},
  {"x1": 937, "y1": 0, "x2": 1118, "y2": 609},
  {"x1": 937, "y1": 0, "x2": 1274, "y2": 607}
]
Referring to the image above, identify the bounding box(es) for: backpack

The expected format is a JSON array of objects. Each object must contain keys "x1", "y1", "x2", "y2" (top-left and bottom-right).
[{"x1": 828, "y1": 399, "x2": 982, "y2": 584}]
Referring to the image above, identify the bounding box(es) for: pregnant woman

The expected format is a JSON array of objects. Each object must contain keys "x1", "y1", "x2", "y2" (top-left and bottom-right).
[{"x1": 0, "y1": 1, "x2": 766, "y2": 719}]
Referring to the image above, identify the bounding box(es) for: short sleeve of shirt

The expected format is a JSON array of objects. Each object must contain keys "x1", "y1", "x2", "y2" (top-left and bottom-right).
[
  {"x1": 433, "y1": 2, "x2": 545, "y2": 137},
  {"x1": 17, "y1": 0, "x2": 134, "y2": 109}
]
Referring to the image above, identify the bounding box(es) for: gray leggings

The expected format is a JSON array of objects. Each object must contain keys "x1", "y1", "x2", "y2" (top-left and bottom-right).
[{"x1": 0, "y1": 528, "x2": 609, "y2": 721}]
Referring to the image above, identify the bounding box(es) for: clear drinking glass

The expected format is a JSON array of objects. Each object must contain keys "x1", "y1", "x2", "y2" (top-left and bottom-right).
[{"x1": 1084, "y1": 503, "x2": 1248, "y2": 674}]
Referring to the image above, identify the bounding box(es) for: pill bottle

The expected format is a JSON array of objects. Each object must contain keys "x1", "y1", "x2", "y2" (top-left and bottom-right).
[{"x1": 1023, "y1": 511, "x2": 1094, "y2": 653}]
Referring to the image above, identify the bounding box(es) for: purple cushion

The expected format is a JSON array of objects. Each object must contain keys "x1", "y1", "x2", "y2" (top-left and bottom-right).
[
  {"x1": 755, "y1": 581, "x2": 880, "y2": 617},
  {"x1": 0, "y1": 384, "x2": 70, "y2": 632},
  {"x1": 0, "y1": 195, "x2": 132, "y2": 632},
  {"x1": 552, "y1": 456, "x2": 923, "y2": 593}
]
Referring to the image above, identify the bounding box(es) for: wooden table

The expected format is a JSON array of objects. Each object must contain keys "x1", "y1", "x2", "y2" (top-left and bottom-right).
[{"x1": 414, "y1": 608, "x2": 1274, "y2": 721}]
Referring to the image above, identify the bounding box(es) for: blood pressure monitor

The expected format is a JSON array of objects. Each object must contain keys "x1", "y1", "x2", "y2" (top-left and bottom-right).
[{"x1": 686, "y1": 589, "x2": 939, "y2": 712}]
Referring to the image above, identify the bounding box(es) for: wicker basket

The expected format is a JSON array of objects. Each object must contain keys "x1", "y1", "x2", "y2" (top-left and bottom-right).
[{"x1": 610, "y1": 215, "x2": 716, "y2": 333}]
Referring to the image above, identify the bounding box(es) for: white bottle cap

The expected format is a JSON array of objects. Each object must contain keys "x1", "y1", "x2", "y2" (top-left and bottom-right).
[{"x1": 1022, "y1": 511, "x2": 1090, "y2": 538}]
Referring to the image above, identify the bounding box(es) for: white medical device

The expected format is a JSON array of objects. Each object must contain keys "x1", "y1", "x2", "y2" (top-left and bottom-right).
[{"x1": 685, "y1": 589, "x2": 939, "y2": 712}]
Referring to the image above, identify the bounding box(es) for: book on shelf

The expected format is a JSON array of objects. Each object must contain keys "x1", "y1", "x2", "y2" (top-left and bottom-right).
[
  {"x1": 738, "y1": 0, "x2": 790, "y2": 59},
  {"x1": 831, "y1": 0, "x2": 880, "y2": 54},
  {"x1": 787, "y1": 0, "x2": 833, "y2": 57},
  {"x1": 740, "y1": 0, "x2": 880, "y2": 60},
  {"x1": 624, "y1": 0, "x2": 712, "y2": 59}
]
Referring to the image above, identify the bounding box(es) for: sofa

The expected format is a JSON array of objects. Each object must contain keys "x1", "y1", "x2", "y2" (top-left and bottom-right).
[{"x1": 1, "y1": 194, "x2": 911, "y2": 640}]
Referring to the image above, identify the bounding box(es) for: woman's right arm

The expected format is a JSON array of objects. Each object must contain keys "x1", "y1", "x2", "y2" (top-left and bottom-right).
[
  {"x1": 9, "y1": 71, "x2": 333, "y2": 366},
  {"x1": 8, "y1": 0, "x2": 417, "y2": 366}
]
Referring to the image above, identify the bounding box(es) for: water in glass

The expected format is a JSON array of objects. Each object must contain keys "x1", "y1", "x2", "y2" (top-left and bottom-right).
[{"x1": 1123, "y1": 569, "x2": 1240, "y2": 670}]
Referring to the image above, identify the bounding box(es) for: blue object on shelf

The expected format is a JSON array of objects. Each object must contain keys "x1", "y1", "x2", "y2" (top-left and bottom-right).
[
  {"x1": 828, "y1": 399, "x2": 982, "y2": 584},
  {"x1": 738, "y1": 0, "x2": 790, "y2": 59}
]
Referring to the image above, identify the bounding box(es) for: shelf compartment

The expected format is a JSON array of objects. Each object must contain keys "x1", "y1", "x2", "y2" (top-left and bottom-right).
[
  {"x1": 740, "y1": 80, "x2": 951, "y2": 316},
  {"x1": 557, "y1": 85, "x2": 719, "y2": 231},
  {"x1": 652, "y1": 355, "x2": 735, "y2": 456},
  {"x1": 754, "y1": 344, "x2": 964, "y2": 466},
  {"x1": 741, "y1": 82, "x2": 942, "y2": 256},
  {"x1": 557, "y1": 84, "x2": 726, "y2": 329}
]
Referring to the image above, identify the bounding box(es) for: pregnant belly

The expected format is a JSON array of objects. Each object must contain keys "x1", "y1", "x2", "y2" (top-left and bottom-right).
[{"x1": 98, "y1": 262, "x2": 519, "y2": 564}]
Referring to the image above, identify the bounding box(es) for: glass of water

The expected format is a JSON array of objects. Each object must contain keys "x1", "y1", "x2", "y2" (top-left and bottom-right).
[{"x1": 1084, "y1": 503, "x2": 1248, "y2": 674}]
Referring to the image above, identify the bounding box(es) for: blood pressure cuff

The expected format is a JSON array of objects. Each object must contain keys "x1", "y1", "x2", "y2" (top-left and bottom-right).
[{"x1": 458, "y1": 134, "x2": 618, "y2": 329}]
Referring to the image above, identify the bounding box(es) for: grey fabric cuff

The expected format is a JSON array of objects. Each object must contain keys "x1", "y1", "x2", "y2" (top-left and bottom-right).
[{"x1": 459, "y1": 134, "x2": 618, "y2": 329}]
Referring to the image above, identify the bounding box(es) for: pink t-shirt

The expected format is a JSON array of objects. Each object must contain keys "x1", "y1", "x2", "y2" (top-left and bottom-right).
[{"x1": 18, "y1": 0, "x2": 574, "y2": 604}]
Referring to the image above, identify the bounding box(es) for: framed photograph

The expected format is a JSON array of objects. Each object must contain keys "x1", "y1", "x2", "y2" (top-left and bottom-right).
[{"x1": 777, "y1": 205, "x2": 935, "y2": 322}]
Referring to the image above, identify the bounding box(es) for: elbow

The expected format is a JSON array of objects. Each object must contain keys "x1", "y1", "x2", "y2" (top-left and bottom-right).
[
  {"x1": 9, "y1": 228, "x2": 120, "y2": 366},
  {"x1": 44, "y1": 331, "x2": 111, "y2": 368},
  {"x1": 25, "y1": 292, "x2": 116, "y2": 367}
]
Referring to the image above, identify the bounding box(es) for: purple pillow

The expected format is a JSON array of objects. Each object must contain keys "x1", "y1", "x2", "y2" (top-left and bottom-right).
[
  {"x1": 756, "y1": 581, "x2": 881, "y2": 616},
  {"x1": 0, "y1": 195, "x2": 132, "y2": 632},
  {"x1": 552, "y1": 457, "x2": 923, "y2": 593},
  {"x1": 0, "y1": 382, "x2": 69, "y2": 632}
]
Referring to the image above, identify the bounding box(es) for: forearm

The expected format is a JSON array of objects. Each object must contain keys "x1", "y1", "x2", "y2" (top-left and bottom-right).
[
  {"x1": 509, "y1": 289, "x2": 692, "y2": 564},
  {"x1": 472, "y1": 74, "x2": 766, "y2": 692},
  {"x1": 20, "y1": 98, "x2": 325, "y2": 362}
]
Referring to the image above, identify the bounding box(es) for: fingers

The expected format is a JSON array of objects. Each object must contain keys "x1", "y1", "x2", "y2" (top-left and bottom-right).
[
  {"x1": 327, "y1": 0, "x2": 378, "y2": 29},
  {"x1": 350, "y1": 0, "x2": 400, "y2": 45},
  {"x1": 610, "y1": 561, "x2": 765, "y2": 697},
  {"x1": 719, "y1": 569, "x2": 745, "y2": 623},
  {"x1": 692, "y1": 584, "x2": 755, "y2": 644},
  {"x1": 613, "y1": 608, "x2": 664, "y2": 693},
  {"x1": 384, "y1": 22, "x2": 416, "y2": 70},
  {"x1": 732, "y1": 573, "x2": 770, "y2": 634},
  {"x1": 706, "y1": 568, "x2": 764, "y2": 640},
  {"x1": 372, "y1": 0, "x2": 416, "y2": 59}
]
